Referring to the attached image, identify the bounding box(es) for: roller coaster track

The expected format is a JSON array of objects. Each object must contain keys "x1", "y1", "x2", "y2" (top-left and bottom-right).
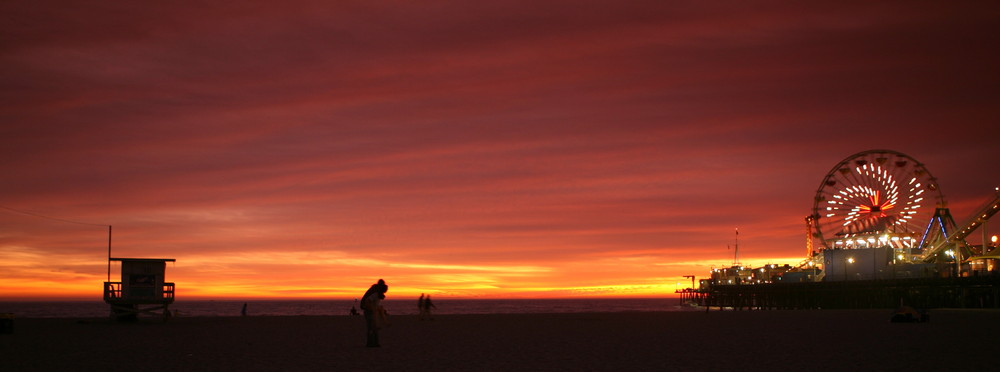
[{"x1": 921, "y1": 190, "x2": 1000, "y2": 261}]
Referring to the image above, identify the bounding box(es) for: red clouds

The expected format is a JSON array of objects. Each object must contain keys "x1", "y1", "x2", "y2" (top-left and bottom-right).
[{"x1": 1, "y1": 1, "x2": 998, "y2": 299}]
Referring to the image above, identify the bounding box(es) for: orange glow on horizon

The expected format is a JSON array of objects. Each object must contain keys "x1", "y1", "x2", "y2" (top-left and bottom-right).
[{"x1": 0, "y1": 249, "x2": 806, "y2": 301}]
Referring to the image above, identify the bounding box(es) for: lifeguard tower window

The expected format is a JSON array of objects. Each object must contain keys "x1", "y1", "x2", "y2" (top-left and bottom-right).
[{"x1": 129, "y1": 274, "x2": 156, "y2": 298}]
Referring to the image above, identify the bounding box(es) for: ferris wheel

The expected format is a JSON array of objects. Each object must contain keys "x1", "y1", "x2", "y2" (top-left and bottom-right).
[{"x1": 809, "y1": 150, "x2": 946, "y2": 252}]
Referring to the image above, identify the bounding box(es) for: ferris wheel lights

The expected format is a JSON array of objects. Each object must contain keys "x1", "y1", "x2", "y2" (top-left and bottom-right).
[{"x1": 814, "y1": 151, "x2": 943, "y2": 252}]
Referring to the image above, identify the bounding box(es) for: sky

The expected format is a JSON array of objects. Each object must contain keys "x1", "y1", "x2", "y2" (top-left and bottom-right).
[{"x1": 2, "y1": 1, "x2": 998, "y2": 300}]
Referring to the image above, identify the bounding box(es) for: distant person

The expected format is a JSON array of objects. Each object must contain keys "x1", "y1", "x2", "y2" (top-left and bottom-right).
[
  {"x1": 422, "y1": 295, "x2": 436, "y2": 320},
  {"x1": 241, "y1": 302, "x2": 247, "y2": 316},
  {"x1": 360, "y1": 279, "x2": 388, "y2": 347},
  {"x1": 350, "y1": 298, "x2": 360, "y2": 315},
  {"x1": 418, "y1": 294, "x2": 426, "y2": 319}
]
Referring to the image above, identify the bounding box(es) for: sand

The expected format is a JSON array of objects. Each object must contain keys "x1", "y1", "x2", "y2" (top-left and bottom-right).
[{"x1": 2, "y1": 309, "x2": 997, "y2": 371}]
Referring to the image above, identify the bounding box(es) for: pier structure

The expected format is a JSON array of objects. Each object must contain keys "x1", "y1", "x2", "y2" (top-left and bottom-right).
[
  {"x1": 694, "y1": 150, "x2": 999, "y2": 310},
  {"x1": 699, "y1": 276, "x2": 1000, "y2": 310}
]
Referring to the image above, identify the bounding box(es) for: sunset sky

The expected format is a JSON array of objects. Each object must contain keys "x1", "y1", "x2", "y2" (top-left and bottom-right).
[{"x1": 2, "y1": 1, "x2": 998, "y2": 300}]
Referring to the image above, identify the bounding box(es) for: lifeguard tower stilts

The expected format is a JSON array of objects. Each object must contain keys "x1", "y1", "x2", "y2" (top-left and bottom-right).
[{"x1": 103, "y1": 257, "x2": 176, "y2": 321}]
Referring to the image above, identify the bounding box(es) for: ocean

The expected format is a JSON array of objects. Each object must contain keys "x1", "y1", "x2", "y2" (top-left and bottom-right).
[{"x1": 0, "y1": 298, "x2": 693, "y2": 318}]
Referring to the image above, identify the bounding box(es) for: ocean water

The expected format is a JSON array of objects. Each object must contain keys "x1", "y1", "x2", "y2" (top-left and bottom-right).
[{"x1": 0, "y1": 298, "x2": 693, "y2": 318}]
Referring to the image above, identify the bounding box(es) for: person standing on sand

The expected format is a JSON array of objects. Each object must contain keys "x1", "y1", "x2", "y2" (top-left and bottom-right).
[
  {"x1": 423, "y1": 295, "x2": 436, "y2": 320},
  {"x1": 418, "y1": 294, "x2": 425, "y2": 319},
  {"x1": 360, "y1": 279, "x2": 388, "y2": 347}
]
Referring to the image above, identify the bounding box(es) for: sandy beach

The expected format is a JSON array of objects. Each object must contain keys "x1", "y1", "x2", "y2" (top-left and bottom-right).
[{"x1": 2, "y1": 309, "x2": 997, "y2": 371}]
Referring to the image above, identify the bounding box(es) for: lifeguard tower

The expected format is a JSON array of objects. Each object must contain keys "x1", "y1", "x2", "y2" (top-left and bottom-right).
[{"x1": 103, "y1": 257, "x2": 175, "y2": 321}]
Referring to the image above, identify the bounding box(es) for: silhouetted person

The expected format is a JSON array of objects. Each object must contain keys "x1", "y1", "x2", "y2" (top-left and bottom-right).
[
  {"x1": 350, "y1": 299, "x2": 360, "y2": 315},
  {"x1": 418, "y1": 293, "x2": 426, "y2": 319},
  {"x1": 360, "y1": 279, "x2": 388, "y2": 347},
  {"x1": 422, "y1": 295, "x2": 436, "y2": 320},
  {"x1": 241, "y1": 303, "x2": 247, "y2": 316}
]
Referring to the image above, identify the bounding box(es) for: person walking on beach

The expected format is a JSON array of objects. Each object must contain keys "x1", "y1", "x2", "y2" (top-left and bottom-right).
[
  {"x1": 418, "y1": 294, "x2": 426, "y2": 319},
  {"x1": 360, "y1": 279, "x2": 388, "y2": 347},
  {"x1": 422, "y1": 295, "x2": 436, "y2": 320}
]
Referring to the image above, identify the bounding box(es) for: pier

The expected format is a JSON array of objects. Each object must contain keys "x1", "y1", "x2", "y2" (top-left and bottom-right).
[
  {"x1": 686, "y1": 150, "x2": 1000, "y2": 312},
  {"x1": 698, "y1": 276, "x2": 1000, "y2": 310}
]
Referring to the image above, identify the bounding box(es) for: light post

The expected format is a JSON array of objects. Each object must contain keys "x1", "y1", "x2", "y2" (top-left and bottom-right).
[
  {"x1": 992, "y1": 236, "x2": 999, "y2": 272},
  {"x1": 946, "y1": 249, "x2": 957, "y2": 277},
  {"x1": 846, "y1": 257, "x2": 855, "y2": 281}
]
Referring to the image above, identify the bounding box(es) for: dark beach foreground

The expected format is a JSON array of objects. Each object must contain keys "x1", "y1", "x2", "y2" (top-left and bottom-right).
[{"x1": 2, "y1": 309, "x2": 997, "y2": 371}]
